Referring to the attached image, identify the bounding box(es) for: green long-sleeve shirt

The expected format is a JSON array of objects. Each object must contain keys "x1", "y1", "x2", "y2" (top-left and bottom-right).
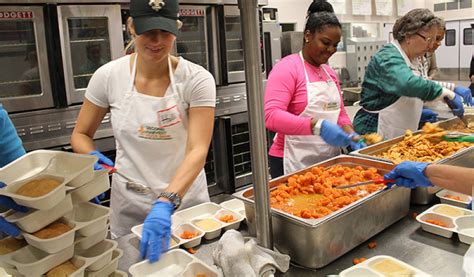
[{"x1": 353, "y1": 43, "x2": 443, "y2": 134}]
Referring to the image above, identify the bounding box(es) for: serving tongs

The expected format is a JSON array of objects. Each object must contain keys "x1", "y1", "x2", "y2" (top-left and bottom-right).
[
  {"x1": 335, "y1": 177, "x2": 395, "y2": 190},
  {"x1": 443, "y1": 131, "x2": 474, "y2": 142}
]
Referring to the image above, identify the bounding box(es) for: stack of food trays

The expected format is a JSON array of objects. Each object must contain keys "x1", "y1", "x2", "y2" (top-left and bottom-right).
[
  {"x1": 129, "y1": 249, "x2": 218, "y2": 277},
  {"x1": 132, "y1": 201, "x2": 245, "y2": 250},
  {"x1": 436, "y1": 189, "x2": 472, "y2": 208},
  {"x1": 233, "y1": 155, "x2": 411, "y2": 269},
  {"x1": 339, "y1": 255, "x2": 430, "y2": 277},
  {"x1": 416, "y1": 204, "x2": 474, "y2": 244},
  {"x1": 0, "y1": 150, "x2": 121, "y2": 276}
]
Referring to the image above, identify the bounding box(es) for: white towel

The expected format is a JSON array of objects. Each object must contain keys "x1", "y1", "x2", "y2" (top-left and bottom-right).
[
  {"x1": 213, "y1": 230, "x2": 290, "y2": 277},
  {"x1": 464, "y1": 243, "x2": 474, "y2": 277}
]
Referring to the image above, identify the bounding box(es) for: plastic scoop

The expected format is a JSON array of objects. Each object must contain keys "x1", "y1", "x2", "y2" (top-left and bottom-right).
[{"x1": 335, "y1": 177, "x2": 395, "y2": 189}]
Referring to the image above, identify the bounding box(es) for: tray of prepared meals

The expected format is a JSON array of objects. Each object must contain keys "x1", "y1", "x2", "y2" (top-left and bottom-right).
[
  {"x1": 416, "y1": 204, "x2": 473, "y2": 244},
  {"x1": 0, "y1": 150, "x2": 98, "y2": 210},
  {"x1": 233, "y1": 155, "x2": 411, "y2": 269},
  {"x1": 131, "y1": 202, "x2": 245, "y2": 250},
  {"x1": 340, "y1": 255, "x2": 430, "y2": 277},
  {"x1": 350, "y1": 118, "x2": 474, "y2": 165}
]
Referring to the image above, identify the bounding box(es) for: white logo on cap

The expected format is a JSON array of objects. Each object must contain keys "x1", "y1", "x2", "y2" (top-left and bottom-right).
[{"x1": 149, "y1": 0, "x2": 165, "y2": 12}]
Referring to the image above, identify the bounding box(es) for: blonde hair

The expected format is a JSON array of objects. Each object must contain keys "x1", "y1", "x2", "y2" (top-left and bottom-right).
[{"x1": 124, "y1": 17, "x2": 183, "y2": 54}]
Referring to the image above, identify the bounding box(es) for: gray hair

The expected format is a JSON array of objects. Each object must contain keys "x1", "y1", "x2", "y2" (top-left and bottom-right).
[{"x1": 392, "y1": 9, "x2": 440, "y2": 42}]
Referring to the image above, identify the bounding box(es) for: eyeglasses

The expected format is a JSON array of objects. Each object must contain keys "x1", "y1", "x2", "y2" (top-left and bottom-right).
[{"x1": 416, "y1": 33, "x2": 435, "y2": 45}]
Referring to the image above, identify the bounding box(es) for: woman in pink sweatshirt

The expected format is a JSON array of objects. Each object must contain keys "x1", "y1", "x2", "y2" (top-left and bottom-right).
[{"x1": 264, "y1": 1, "x2": 364, "y2": 178}]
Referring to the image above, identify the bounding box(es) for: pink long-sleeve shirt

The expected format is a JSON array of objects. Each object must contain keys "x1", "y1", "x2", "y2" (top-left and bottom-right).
[{"x1": 265, "y1": 53, "x2": 352, "y2": 158}]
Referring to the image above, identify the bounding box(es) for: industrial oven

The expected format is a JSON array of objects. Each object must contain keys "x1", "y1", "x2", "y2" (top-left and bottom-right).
[
  {"x1": 1, "y1": 0, "x2": 272, "y2": 196},
  {"x1": 0, "y1": 0, "x2": 124, "y2": 153}
]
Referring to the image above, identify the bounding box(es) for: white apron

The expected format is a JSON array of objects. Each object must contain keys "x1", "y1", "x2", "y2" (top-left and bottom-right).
[
  {"x1": 416, "y1": 55, "x2": 453, "y2": 119},
  {"x1": 363, "y1": 41, "x2": 423, "y2": 140},
  {"x1": 283, "y1": 52, "x2": 341, "y2": 174},
  {"x1": 109, "y1": 55, "x2": 209, "y2": 238}
]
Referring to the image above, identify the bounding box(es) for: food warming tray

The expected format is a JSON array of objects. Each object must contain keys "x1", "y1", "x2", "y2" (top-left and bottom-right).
[
  {"x1": 233, "y1": 155, "x2": 410, "y2": 269},
  {"x1": 350, "y1": 115, "x2": 474, "y2": 166}
]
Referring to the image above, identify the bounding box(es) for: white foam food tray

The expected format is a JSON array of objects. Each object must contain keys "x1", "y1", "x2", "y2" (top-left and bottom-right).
[
  {"x1": 174, "y1": 202, "x2": 244, "y2": 240},
  {"x1": 48, "y1": 256, "x2": 88, "y2": 277},
  {"x1": 0, "y1": 151, "x2": 97, "y2": 210},
  {"x1": 131, "y1": 224, "x2": 182, "y2": 251},
  {"x1": 0, "y1": 173, "x2": 69, "y2": 210},
  {"x1": 5, "y1": 193, "x2": 73, "y2": 233},
  {"x1": 22, "y1": 217, "x2": 77, "y2": 254},
  {"x1": 340, "y1": 255, "x2": 430, "y2": 277},
  {"x1": 110, "y1": 270, "x2": 128, "y2": 276},
  {"x1": 0, "y1": 150, "x2": 97, "y2": 188},
  {"x1": 74, "y1": 224, "x2": 109, "y2": 250},
  {"x1": 70, "y1": 170, "x2": 110, "y2": 204},
  {"x1": 129, "y1": 249, "x2": 218, "y2": 277},
  {"x1": 22, "y1": 203, "x2": 110, "y2": 254},
  {"x1": 87, "y1": 248, "x2": 123, "y2": 277},
  {"x1": 219, "y1": 198, "x2": 246, "y2": 219},
  {"x1": 416, "y1": 204, "x2": 473, "y2": 243},
  {"x1": 65, "y1": 202, "x2": 111, "y2": 237},
  {"x1": 436, "y1": 189, "x2": 472, "y2": 208},
  {"x1": 7, "y1": 243, "x2": 74, "y2": 276},
  {"x1": 131, "y1": 202, "x2": 244, "y2": 248},
  {"x1": 0, "y1": 237, "x2": 28, "y2": 267},
  {"x1": 74, "y1": 239, "x2": 118, "y2": 271}
]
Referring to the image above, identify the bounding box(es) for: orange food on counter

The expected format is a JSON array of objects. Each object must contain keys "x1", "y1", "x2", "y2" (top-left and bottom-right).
[
  {"x1": 424, "y1": 219, "x2": 447, "y2": 227},
  {"x1": 187, "y1": 247, "x2": 197, "y2": 254},
  {"x1": 218, "y1": 214, "x2": 236, "y2": 223},
  {"x1": 180, "y1": 231, "x2": 200, "y2": 240},
  {"x1": 445, "y1": 195, "x2": 461, "y2": 201},
  {"x1": 270, "y1": 165, "x2": 385, "y2": 219},
  {"x1": 368, "y1": 241, "x2": 377, "y2": 249},
  {"x1": 353, "y1": 257, "x2": 367, "y2": 265}
]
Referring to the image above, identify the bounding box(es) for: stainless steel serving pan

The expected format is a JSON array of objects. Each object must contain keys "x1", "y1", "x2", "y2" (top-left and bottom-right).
[
  {"x1": 350, "y1": 115, "x2": 474, "y2": 166},
  {"x1": 233, "y1": 155, "x2": 411, "y2": 268},
  {"x1": 435, "y1": 114, "x2": 474, "y2": 131}
]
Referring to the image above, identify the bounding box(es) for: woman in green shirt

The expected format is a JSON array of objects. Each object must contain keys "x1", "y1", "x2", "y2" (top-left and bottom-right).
[{"x1": 353, "y1": 9, "x2": 464, "y2": 139}]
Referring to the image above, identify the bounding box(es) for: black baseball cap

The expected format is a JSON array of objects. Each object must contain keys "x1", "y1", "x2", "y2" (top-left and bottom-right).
[{"x1": 130, "y1": 0, "x2": 179, "y2": 36}]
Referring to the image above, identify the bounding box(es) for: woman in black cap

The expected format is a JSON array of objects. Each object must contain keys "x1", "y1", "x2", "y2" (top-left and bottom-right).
[{"x1": 71, "y1": 0, "x2": 216, "y2": 263}]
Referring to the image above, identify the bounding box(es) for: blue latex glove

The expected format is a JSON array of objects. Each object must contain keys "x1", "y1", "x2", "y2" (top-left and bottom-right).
[
  {"x1": 89, "y1": 150, "x2": 114, "y2": 171},
  {"x1": 90, "y1": 192, "x2": 106, "y2": 205},
  {"x1": 420, "y1": 108, "x2": 438, "y2": 123},
  {"x1": 467, "y1": 201, "x2": 472, "y2": 210},
  {"x1": 444, "y1": 95, "x2": 465, "y2": 118},
  {"x1": 140, "y1": 200, "x2": 174, "y2": 263},
  {"x1": 384, "y1": 161, "x2": 433, "y2": 189},
  {"x1": 348, "y1": 133, "x2": 366, "y2": 151},
  {"x1": 320, "y1": 120, "x2": 351, "y2": 147},
  {"x1": 454, "y1": 86, "x2": 473, "y2": 106},
  {"x1": 0, "y1": 182, "x2": 28, "y2": 237}
]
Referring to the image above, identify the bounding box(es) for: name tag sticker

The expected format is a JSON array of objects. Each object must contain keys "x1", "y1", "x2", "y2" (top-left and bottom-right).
[{"x1": 325, "y1": 102, "x2": 339, "y2": 111}]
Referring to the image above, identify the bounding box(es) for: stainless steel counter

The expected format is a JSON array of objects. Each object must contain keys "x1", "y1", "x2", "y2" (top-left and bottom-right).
[{"x1": 115, "y1": 197, "x2": 468, "y2": 276}]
